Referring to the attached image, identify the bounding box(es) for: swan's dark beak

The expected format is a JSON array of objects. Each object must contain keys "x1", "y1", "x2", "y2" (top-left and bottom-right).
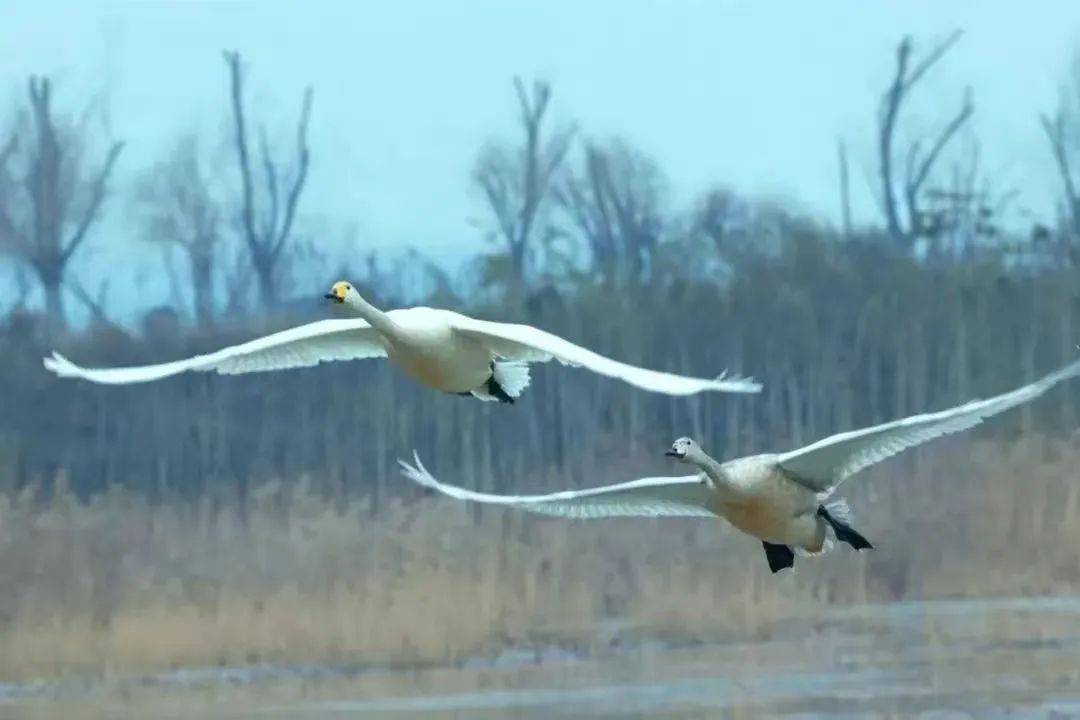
[
  {"x1": 325, "y1": 293, "x2": 343, "y2": 303},
  {"x1": 664, "y1": 449, "x2": 681, "y2": 458}
]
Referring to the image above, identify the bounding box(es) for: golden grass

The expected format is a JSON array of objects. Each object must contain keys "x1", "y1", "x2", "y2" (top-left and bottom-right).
[{"x1": 0, "y1": 438, "x2": 1077, "y2": 683}]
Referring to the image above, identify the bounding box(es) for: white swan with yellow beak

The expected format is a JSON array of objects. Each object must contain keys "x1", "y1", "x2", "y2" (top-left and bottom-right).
[{"x1": 43, "y1": 281, "x2": 761, "y2": 402}]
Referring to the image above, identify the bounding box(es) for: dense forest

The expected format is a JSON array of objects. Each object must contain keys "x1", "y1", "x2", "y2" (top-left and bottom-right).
[{"x1": 2, "y1": 32, "x2": 1080, "y2": 504}]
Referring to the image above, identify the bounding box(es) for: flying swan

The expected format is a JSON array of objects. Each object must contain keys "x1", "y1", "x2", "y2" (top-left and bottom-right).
[
  {"x1": 400, "y1": 355, "x2": 1080, "y2": 572},
  {"x1": 42, "y1": 281, "x2": 761, "y2": 402}
]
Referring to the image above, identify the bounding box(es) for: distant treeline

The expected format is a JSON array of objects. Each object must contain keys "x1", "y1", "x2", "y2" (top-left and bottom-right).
[
  {"x1": 3, "y1": 35, "x2": 1080, "y2": 502},
  {"x1": 3, "y1": 228, "x2": 1078, "y2": 502}
]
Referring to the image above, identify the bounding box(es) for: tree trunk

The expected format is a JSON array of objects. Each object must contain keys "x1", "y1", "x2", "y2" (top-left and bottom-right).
[
  {"x1": 1020, "y1": 287, "x2": 1038, "y2": 435},
  {"x1": 190, "y1": 250, "x2": 214, "y2": 326},
  {"x1": 785, "y1": 366, "x2": 803, "y2": 448},
  {"x1": 254, "y1": 254, "x2": 278, "y2": 308},
  {"x1": 40, "y1": 274, "x2": 65, "y2": 331},
  {"x1": 1061, "y1": 287, "x2": 1077, "y2": 428}
]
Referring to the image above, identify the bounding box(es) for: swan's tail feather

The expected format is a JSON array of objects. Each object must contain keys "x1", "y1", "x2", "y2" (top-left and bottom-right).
[
  {"x1": 713, "y1": 369, "x2": 762, "y2": 394},
  {"x1": 471, "y1": 361, "x2": 530, "y2": 403},
  {"x1": 795, "y1": 536, "x2": 834, "y2": 557},
  {"x1": 492, "y1": 361, "x2": 531, "y2": 398}
]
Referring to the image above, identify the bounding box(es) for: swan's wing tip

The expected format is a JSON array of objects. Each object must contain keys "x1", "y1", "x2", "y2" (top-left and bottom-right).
[
  {"x1": 712, "y1": 372, "x2": 762, "y2": 393},
  {"x1": 43, "y1": 351, "x2": 76, "y2": 377},
  {"x1": 398, "y1": 452, "x2": 437, "y2": 489}
]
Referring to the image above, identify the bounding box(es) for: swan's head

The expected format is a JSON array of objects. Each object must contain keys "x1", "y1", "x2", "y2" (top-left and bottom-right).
[
  {"x1": 665, "y1": 436, "x2": 706, "y2": 464},
  {"x1": 325, "y1": 280, "x2": 357, "y2": 304}
]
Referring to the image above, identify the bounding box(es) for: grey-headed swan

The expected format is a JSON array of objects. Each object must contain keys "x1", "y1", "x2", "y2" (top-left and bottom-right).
[{"x1": 401, "y1": 356, "x2": 1080, "y2": 571}]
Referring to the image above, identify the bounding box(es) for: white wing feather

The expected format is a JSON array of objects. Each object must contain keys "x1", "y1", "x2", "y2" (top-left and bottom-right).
[
  {"x1": 778, "y1": 356, "x2": 1080, "y2": 491},
  {"x1": 43, "y1": 318, "x2": 387, "y2": 384},
  {"x1": 448, "y1": 314, "x2": 760, "y2": 395},
  {"x1": 399, "y1": 452, "x2": 717, "y2": 519}
]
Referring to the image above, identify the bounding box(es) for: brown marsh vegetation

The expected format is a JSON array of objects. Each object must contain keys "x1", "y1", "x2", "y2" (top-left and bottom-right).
[{"x1": 0, "y1": 437, "x2": 1076, "y2": 683}]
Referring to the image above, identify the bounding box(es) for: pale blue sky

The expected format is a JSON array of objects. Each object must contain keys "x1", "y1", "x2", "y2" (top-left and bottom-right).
[{"x1": 2, "y1": 1, "x2": 1079, "y2": 316}]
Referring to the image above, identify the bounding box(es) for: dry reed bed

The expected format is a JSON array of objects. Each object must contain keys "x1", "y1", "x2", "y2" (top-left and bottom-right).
[{"x1": 0, "y1": 437, "x2": 1077, "y2": 683}]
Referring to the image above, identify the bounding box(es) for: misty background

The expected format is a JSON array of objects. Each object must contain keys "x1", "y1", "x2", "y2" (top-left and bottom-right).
[
  {"x1": 1, "y1": 2, "x2": 1078, "y2": 321},
  {"x1": 1, "y1": 1, "x2": 1080, "y2": 701}
]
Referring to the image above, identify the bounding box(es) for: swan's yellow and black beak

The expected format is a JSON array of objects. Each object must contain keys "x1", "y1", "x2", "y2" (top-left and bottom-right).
[{"x1": 325, "y1": 282, "x2": 349, "y2": 303}]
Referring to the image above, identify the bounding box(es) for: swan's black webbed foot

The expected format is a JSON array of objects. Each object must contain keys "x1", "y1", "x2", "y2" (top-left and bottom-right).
[
  {"x1": 817, "y1": 505, "x2": 874, "y2": 550},
  {"x1": 762, "y1": 541, "x2": 795, "y2": 573}
]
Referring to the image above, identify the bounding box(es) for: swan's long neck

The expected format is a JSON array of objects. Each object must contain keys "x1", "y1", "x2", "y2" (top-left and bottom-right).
[
  {"x1": 694, "y1": 454, "x2": 744, "y2": 501},
  {"x1": 346, "y1": 294, "x2": 401, "y2": 339}
]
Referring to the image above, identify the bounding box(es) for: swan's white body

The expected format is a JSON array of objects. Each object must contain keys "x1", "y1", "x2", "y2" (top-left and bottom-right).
[
  {"x1": 42, "y1": 283, "x2": 761, "y2": 400},
  {"x1": 402, "y1": 356, "x2": 1080, "y2": 566},
  {"x1": 380, "y1": 309, "x2": 493, "y2": 393}
]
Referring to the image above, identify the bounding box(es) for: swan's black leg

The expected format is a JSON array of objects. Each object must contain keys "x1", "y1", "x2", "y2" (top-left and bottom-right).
[
  {"x1": 762, "y1": 541, "x2": 795, "y2": 573},
  {"x1": 817, "y1": 505, "x2": 874, "y2": 550}
]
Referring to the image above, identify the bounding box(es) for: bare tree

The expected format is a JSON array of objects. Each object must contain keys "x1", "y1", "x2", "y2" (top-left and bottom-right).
[
  {"x1": 223, "y1": 51, "x2": 312, "y2": 307},
  {"x1": 555, "y1": 139, "x2": 664, "y2": 284},
  {"x1": 69, "y1": 275, "x2": 115, "y2": 329},
  {"x1": 135, "y1": 135, "x2": 221, "y2": 325},
  {"x1": 0, "y1": 264, "x2": 32, "y2": 319},
  {"x1": 692, "y1": 187, "x2": 748, "y2": 259},
  {"x1": 473, "y1": 77, "x2": 575, "y2": 287},
  {"x1": 919, "y1": 141, "x2": 1015, "y2": 260},
  {"x1": 1041, "y1": 58, "x2": 1080, "y2": 249},
  {"x1": 878, "y1": 31, "x2": 973, "y2": 248},
  {"x1": 0, "y1": 77, "x2": 123, "y2": 329},
  {"x1": 1042, "y1": 109, "x2": 1080, "y2": 241},
  {"x1": 689, "y1": 188, "x2": 797, "y2": 266},
  {"x1": 837, "y1": 138, "x2": 852, "y2": 238}
]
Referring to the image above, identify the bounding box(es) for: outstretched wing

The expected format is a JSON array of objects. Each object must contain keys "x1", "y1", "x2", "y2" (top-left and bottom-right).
[
  {"x1": 448, "y1": 314, "x2": 760, "y2": 396},
  {"x1": 778, "y1": 356, "x2": 1080, "y2": 491},
  {"x1": 43, "y1": 318, "x2": 387, "y2": 384},
  {"x1": 399, "y1": 452, "x2": 716, "y2": 519}
]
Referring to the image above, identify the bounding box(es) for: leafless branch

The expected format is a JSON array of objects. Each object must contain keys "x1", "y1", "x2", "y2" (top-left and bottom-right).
[
  {"x1": 273, "y1": 85, "x2": 312, "y2": 259},
  {"x1": 878, "y1": 38, "x2": 911, "y2": 242},
  {"x1": 837, "y1": 138, "x2": 852, "y2": 237},
  {"x1": 69, "y1": 275, "x2": 113, "y2": 327},
  {"x1": 476, "y1": 160, "x2": 517, "y2": 244},
  {"x1": 909, "y1": 89, "x2": 973, "y2": 199},
  {"x1": 474, "y1": 78, "x2": 575, "y2": 284},
  {"x1": 258, "y1": 125, "x2": 279, "y2": 241},
  {"x1": 61, "y1": 140, "x2": 123, "y2": 265},
  {"x1": 1041, "y1": 110, "x2": 1080, "y2": 236},
  {"x1": 0, "y1": 134, "x2": 17, "y2": 170},
  {"x1": 224, "y1": 51, "x2": 257, "y2": 255},
  {"x1": 877, "y1": 30, "x2": 968, "y2": 247},
  {"x1": 0, "y1": 201, "x2": 24, "y2": 253},
  {"x1": 223, "y1": 51, "x2": 310, "y2": 303},
  {"x1": 903, "y1": 29, "x2": 964, "y2": 91}
]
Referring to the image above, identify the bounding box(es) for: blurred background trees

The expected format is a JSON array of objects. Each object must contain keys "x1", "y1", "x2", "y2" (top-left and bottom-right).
[
  {"x1": 473, "y1": 77, "x2": 576, "y2": 295},
  {"x1": 134, "y1": 135, "x2": 223, "y2": 327},
  {"x1": 1, "y1": 33, "x2": 1079, "y2": 511},
  {"x1": 0, "y1": 77, "x2": 123, "y2": 330},
  {"x1": 223, "y1": 51, "x2": 313, "y2": 310}
]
